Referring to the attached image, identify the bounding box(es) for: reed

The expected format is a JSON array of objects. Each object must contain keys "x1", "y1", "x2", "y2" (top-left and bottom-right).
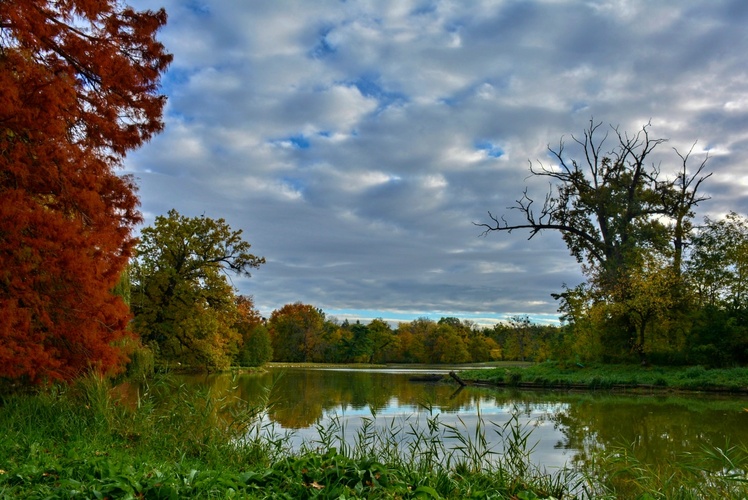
[{"x1": 1, "y1": 373, "x2": 746, "y2": 498}]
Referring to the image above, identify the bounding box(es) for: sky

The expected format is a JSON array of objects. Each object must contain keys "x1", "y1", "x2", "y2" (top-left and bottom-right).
[{"x1": 125, "y1": 0, "x2": 748, "y2": 327}]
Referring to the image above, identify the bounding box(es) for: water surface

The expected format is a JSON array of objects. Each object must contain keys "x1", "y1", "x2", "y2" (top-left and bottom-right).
[{"x1": 152, "y1": 366, "x2": 748, "y2": 473}]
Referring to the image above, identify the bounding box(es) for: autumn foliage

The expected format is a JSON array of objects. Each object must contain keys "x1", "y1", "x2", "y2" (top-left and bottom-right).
[
  {"x1": 0, "y1": 1, "x2": 171, "y2": 383},
  {"x1": 131, "y1": 210, "x2": 265, "y2": 371}
]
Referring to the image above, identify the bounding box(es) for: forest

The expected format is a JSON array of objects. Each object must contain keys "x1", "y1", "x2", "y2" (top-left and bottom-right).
[{"x1": 124, "y1": 194, "x2": 748, "y2": 372}]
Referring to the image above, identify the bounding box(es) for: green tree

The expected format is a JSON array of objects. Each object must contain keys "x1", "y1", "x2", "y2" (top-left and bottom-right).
[
  {"x1": 235, "y1": 295, "x2": 272, "y2": 367},
  {"x1": 479, "y1": 120, "x2": 708, "y2": 284},
  {"x1": 340, "y1": 321, "x2": 373, "y2": 363},
  {"x1": 367, "y1": 318, "x2": 399, "y2": 363},
  {"x1": 478, "y1": 120, "x2": 710, "y2": 361},
  {"x1": 131, "y1": 210, "x2": 264, "y2": 370},
  {"x1": 236, "y1": 324, "x2": 272, "y2": 367},
  {"x1": 686, "y1": 212, "x2": 748, "y2": 364},
  {"x1": 504, "y1": 315, "x2": 532, "y2": 361},
  {"x1": 268, "y1": 303, "x2": 326, "y2": 362},
  {"x1": 688, "y1": 212, "x2": 748, "y2": 309}
]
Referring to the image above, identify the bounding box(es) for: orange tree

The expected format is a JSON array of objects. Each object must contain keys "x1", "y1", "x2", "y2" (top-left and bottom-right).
[{"x1": 0, "y1": 1, "x2": 171, "y2": 383}]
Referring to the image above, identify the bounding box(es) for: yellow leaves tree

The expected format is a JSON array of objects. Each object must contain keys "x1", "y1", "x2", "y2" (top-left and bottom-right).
[
  {"x1": 607, "y1": 254, "x2": 680, "y2": 362},
  {"x1": 431, "y1": 325, "x2": 471, "y2": 363},
  {"x1": 131, "y1": 210, "x2": 264, "y2": 370},
  {"x1": 174, "y1": 304, "x2": 241, "y2": 371}
]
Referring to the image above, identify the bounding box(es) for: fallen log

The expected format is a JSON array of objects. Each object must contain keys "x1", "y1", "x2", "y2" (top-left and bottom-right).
[{"x1": 449, "y1": 371, "x2": 467, "y2": 387}]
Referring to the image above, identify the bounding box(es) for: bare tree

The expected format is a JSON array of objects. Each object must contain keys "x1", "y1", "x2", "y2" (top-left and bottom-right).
[{"x1": 476, "y1": 120, "x2": 710, "y2": 288}]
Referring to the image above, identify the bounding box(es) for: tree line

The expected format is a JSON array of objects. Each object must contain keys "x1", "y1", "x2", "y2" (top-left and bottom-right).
[
  {"x1": 125, "y1": 209, "x2": 563, "y2": 370},
  {"x1": 265, "y1": 307, "x2": 562, "y2": 366}
]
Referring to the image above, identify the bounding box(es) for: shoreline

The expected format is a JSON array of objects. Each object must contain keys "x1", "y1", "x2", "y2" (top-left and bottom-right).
[{"x1": 458, "y1": 362, "x2": 748, "y2": 395}]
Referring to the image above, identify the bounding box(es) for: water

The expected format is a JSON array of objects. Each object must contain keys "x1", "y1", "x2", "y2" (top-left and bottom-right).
[{"x1": 142, "y1": 366, "x2": 748, "y2": 473}]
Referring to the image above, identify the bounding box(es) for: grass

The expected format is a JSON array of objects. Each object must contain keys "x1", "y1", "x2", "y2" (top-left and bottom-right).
[
  {"x1": 0, "y1": 372, "x2": 746, "y2": 498},
  {"x1": 589, "y1": 437, "x2": 748, "y2": 499},
  {"x1": 459, "y1": 362, "x2": 748, "y2": 392},
  {"x1": 0, "y1": 374, "x2": 574, "y2": 499}
]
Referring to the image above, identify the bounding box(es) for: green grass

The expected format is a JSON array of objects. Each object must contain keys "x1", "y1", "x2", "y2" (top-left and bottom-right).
[
  {"x1": 1, "y1": 373, "x2": 746, "y2": 498},
  {"x1": 460, "y1": 362, "x2": 748, "y2": 392},
  {"x1": 0, "y1": 374, "x2": 574, "y2": 499}
]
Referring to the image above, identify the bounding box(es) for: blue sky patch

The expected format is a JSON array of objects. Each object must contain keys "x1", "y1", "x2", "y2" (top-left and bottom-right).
[
  {"x1": 410, "y1": 2, "x2": 437, "y2": 17},
  {"x1": 281, "y1": 176, "x2": 306, "y2": 193},
  {"x1": 185, "y1": 1, "x2": 210, "y2": 17},
  {"x1": 310, "y1": 27, "x2": 337, "y2": 59},
  {"x1": 289, "y1": 135, "x2": 311, "y2": 149},
  {"x1": 269, "y1": 135, "x2": 311, "y2": 150},
  {"x1": 475, "y1": 141, "x2": 504, "y2": 158},
  {"x1": 345, "y1": 75, "x2": 408, "y2": 110}
]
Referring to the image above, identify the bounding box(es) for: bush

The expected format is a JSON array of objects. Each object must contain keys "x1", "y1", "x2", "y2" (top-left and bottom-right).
[
  {"x1": 237, "y1": 325, "x2": 273, "y2": 367},
  {"x1": 689, "y1": 344, "x2": 724, "y2": 368}
]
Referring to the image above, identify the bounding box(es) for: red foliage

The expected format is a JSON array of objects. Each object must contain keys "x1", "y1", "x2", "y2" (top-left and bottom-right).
[{"x1": 0, "y1": 1, "x2": 172, "y2": 383}]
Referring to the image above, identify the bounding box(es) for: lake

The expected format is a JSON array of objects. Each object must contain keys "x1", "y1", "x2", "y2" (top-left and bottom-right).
[{"x1": 138, "y1": 366, "x2": 748, "y2": 475}]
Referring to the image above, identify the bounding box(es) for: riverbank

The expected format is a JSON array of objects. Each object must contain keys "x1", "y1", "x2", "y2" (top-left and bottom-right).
[
  {"x1": 0, "y1": 374, "x2": 578, "y2": 499},
  {"x1": 1, "y1": 373, "x2": 747, "y2": 498},
  {"x1": 459, "y1": 362, "x2": 748, "y2": 393}
]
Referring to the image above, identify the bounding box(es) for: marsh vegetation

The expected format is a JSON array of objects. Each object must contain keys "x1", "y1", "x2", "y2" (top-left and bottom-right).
[{"x1": 3, "y1": 367, "x2": 746, "y2": 498}]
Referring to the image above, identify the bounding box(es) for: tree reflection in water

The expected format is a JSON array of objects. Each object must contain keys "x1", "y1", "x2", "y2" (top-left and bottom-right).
[{"x1": 137, "y1": 368, "x2": 748, "y2": 474}]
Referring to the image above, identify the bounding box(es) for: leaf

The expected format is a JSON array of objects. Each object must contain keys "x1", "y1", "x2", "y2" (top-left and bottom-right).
[{"x1": 413, "y1": 485, "x2": 442, "y2": 498}]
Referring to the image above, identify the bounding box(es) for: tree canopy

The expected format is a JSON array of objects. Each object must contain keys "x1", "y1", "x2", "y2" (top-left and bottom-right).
[
  {"x1": 0, "y1": 0, "x2": 171, "y2": 383},
  {"x1": 131, "y1": 210, "x2": 265, "y2": 370},
  {"x1": 478, "y1": 120, "x2": 708, "y2": 281},
  {"x1": 478, "y1": 120, "x2": 711, "y2": 362}
]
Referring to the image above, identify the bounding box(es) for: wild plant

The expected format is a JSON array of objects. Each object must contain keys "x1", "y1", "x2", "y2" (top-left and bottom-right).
[{"x1": 588, "y1": 436, "x2": 748, "y2": 499}]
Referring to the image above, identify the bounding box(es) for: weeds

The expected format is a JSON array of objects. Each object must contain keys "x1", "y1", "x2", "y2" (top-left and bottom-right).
[
  {"x1": 588, "y1": 437, "x2": 748, "y2": 499},
  {"x1": 1, "y1": 373, "x2": 746, "y2": 498}
]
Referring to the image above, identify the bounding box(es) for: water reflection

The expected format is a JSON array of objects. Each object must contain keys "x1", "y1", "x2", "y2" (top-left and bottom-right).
[{"x1": 135, "y1": 367, "x2": 748, "y2": 473}]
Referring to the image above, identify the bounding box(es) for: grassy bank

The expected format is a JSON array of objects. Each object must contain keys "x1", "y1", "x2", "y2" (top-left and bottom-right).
[
  {"x1": 0, "y1": 374, "x2": 580, "y2": 499},
  {"x1": 1, "y1": 374, "x2": 746, "y2": 498},
  {"x1": 459, "y1": 362, "x2": 748, "y2": 392}
]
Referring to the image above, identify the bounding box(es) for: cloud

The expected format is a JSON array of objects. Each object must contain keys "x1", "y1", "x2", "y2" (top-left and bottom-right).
[{"x1": 126, "y1": 0, "x2": 748, "y2": 322}]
